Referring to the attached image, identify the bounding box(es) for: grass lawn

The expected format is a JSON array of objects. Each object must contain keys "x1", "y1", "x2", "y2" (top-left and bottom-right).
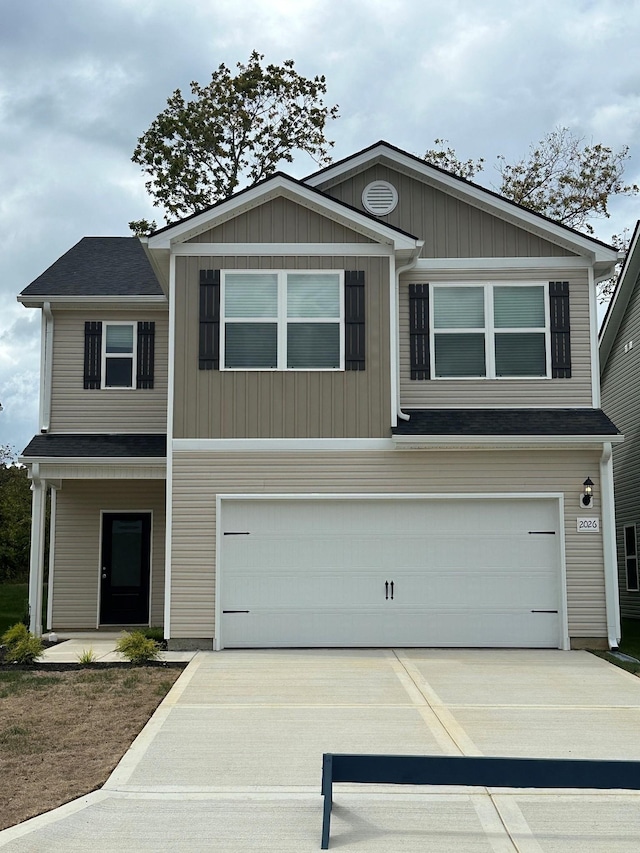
[
  {"x1": 0, "y1": 665, "x2": 182, "y2": 830},
  {"x1": 619, "y1": 617, "x2": 640, "y2": 660},
  {"x1": 0, "y1": 584, "x2": 29, "y2": 635}
]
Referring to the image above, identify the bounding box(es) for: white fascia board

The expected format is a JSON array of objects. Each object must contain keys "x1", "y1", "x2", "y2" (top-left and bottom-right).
[
  {"x1": 306, "y1": 145, "x2": 618, "y2": 263},
  {"x1": 173, "y1": 438, "x2": 396, "y2": 452},
  {"x1": 414, "y1": 257, "x2": 591, "y2": 272},
  {"x1": 392, "y1": 434, "x2": 623, "y2": 448},
  {"x1": 172, "y1": 242, "x2": 393, "y2": 257},
  {"x1": 18, "y1": 456, "x2": 167, "y2": 465},
  {"x1": 147, "y1": 175, "x2": 418, "y2": 251},
  {"x1": 17, "y1": 295, "x2": 167, "y2": 308}
]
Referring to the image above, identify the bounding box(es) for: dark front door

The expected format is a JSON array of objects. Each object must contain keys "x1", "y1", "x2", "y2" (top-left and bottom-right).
[{"x1": 100, "y1": 513, "x2": 151, "y2": 624}]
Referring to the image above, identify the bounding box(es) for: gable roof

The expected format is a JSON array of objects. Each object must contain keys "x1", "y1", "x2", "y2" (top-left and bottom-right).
[
  {"x1": 18, "y1": 237, "x2": 164, "y2": 304},
  {"x1": 146, "y1": 171, "x2": 420, "y2": 252},
  {"x1": 305, "y1": 141, "x2": 619, "y2": 268},
  {"x1": 599, "y1": 220, "x2": 640, "y2": 371}
]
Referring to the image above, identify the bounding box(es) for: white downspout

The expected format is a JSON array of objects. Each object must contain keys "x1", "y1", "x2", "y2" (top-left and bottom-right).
[
  {"x1": 600, "y1": 441, "x2": 621, "y2": 648},
  {"x1": 41, "y1": 302, "x2": 54, "y2": 432},
  {"x1": 395, "y1": 243, "x2": 424, "y2": 421},
  {"x1": 28, "y1": 464, "x2": 47, "y2": 637}
]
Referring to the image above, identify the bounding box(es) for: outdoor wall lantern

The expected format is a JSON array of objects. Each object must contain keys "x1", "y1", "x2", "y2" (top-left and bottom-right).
[{"x1": 581, "y1": 477, "x2": 594, "y2": 507}]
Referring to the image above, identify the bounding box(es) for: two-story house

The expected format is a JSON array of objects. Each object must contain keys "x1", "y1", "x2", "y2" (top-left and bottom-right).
[{"x1": 18, "y1": 141, "x2": 622, "y2": 650}]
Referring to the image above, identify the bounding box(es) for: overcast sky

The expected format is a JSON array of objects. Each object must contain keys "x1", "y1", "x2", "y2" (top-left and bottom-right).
[{"x1": 1, "y1": 0, "x2": 640, "y2": 453}]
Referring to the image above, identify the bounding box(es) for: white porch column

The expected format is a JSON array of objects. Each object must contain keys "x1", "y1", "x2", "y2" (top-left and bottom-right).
[
  {"x1": 46, "y1": 486, "x2": 57, "y2": 631},
  {"x1": 28, "y1": 466, "x2": 47, "y2": 637}
]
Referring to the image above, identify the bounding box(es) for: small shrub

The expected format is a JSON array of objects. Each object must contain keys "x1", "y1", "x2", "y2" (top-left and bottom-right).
[
  {"x1": 77, "y1": 648, "x2": 97, "y2": 664},
  {"x1": 142, "y1": 626, "x2": 164, "y2": 643},
  {"x1": 1, "y1": 622, "x2": 29, "y2": 647},
  {"x1": 115, "y1": 630, "x2": 160, "y2": 664},
  {"x1": 1, "y1": 623, "x2": 44, "y2": 664}
]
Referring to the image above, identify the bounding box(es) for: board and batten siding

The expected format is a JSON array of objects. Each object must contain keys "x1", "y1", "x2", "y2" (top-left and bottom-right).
[
  {"x1": 169, "y1": 448, "x2": 606, "y2": 641},
  {"x1": 186, "y1": 196, "x2": 375, "y2": 244},
  {"x1": 51, "y1": 480, "x2": 166, "y2": 630},
  {"x1": 49, "y1": 309, "x2": 168, "y2": 433},
  {"x1": 601, "y1": 269, "x2": 640, "y2": 620},
  {"x1": 173, "y1": 255, "x2": 391, "y2": 438},
  {"x1": 320, "y1": 164, "x2": 578, "y2": 259},
  {"x1": 399, "y1": 268, "x2": 593, "y2": 408}
]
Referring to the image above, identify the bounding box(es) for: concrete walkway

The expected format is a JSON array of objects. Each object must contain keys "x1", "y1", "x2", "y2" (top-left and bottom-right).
[
  {"x1": 2, "y1": 649, "x2": 640, "y2": 851},
  {"x1": 38, "y1": 636, "x2": 196, "y2": 664}
]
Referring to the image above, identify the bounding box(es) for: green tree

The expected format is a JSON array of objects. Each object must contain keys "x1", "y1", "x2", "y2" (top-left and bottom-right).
[
  {"x1": 131, "y1": 51, "x2": 339, "y2": 221},
  {"x1": 0, "y1": 447, "x2": 32, "y2": 584}
]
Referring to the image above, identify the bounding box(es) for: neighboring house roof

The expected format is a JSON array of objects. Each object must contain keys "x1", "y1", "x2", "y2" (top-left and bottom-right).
[
  {"x1": 21, "y1": 434, "x2": 167, "y2": 459},
  {"x1": 305, "y1": 140, "x2": 619, "y2": 266},
  {"x1": 19, "y1": 237, "x2": 164, "y2": 298},
  {"x1": 599, "y1": 220, "x2": 640, "y2": 371},
  {"x1": 392, "y1": 409, "x2": 621, "y2": 437}
]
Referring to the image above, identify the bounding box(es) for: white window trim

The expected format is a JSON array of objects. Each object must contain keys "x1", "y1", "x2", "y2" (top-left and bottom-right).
[
  {"x1": 429, "y1": 281, "x2": 551, "y2": 380},
  {"x1": 623, "y1": 523, "x2": 639, "y2": 592},
  {"x1": 101, "y1": 321, "x2": 137, "y2": 389},
  {"x1": 220, "y1": 270, "x2": 345, "y2": 371}
]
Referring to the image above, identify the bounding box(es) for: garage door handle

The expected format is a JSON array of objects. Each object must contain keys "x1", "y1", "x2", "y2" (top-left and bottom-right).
[
  {"x1": 390, "y1": 581, "x2": 394, "y2": 600},
  {"x1": 531, "y1": 610, "x2": 558, "y2": 613},
  {"x1": 385, "y1": 581, "x2": 389, "y2": 600}
]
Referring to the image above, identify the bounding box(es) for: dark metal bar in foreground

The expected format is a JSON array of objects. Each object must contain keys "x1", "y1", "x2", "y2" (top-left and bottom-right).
[{"x1": 320, "y1": 753, "x2": 640, "y2": 849}]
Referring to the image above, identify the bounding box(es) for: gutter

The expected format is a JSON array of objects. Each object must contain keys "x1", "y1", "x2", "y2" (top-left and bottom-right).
[{"x1": 395, "y1": 243, "x2": 424, "y2": 421}]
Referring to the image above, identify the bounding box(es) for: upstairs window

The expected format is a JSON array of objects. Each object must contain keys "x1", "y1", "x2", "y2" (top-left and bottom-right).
[
  {"x1": 221, "y1": 271, "x2": 343, "y2": 370},
  {"x1": 432, "y1": 283, "x2": 549, "y2": 379},
  {"x1": 102, "y1": 323, "x2": 136, "y2": 388}
]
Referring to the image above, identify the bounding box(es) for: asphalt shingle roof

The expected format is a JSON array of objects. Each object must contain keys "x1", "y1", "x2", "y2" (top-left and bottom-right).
[
  {"x1": 21, "y1": 434, "x2": 167, "y2": 458},
  {"x1": 20, "y1": 237, "x2": 163, "y2": 297},
  {"x1": 392, "y1": 409, "x2": 621, "y2": 436}
]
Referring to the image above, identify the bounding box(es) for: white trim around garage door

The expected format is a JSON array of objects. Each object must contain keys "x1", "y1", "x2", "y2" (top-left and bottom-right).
[{"x1": 214, "y1": 492, "x2": 568, "y2": 651}]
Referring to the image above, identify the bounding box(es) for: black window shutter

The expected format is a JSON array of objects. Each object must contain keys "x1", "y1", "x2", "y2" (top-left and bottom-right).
[
  {"x1": 84, "y1": 321, "x2": 102, "y2": 389},
  {"x1": 409, "y1": 284, "x2": 430, "y2": 379},
  {"x1": 199, "y1": 270, "x2": 220, "y2": 370},
  {"x1": 549, "y1": 281, "x2": 571, "y2": 378},
  {"x1": 136, "y1": 322, "x2": 155, "y2": 389},
  {"x1": 345, "y1": 270, "x2": 365, "y2": 370}
]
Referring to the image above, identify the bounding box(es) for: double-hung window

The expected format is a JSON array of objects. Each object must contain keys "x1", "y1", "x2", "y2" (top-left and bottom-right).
[
  {"x1": 102, "y1": 322, "x2": 136, "y2": 388},
  {"x1": 432, "y1": 283, "x2": 549, "y2": 379},
  {"x1": 221, "y1": 271, "x2": 343, "y2": 370}
]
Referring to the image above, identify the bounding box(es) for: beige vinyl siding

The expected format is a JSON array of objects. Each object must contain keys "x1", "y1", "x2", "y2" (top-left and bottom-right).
[
  {"x1": 322, "y1": 165, "x2": 578, "y2": 259},
  {"x1": 51, "y1": 480, "x2": 166, "y2": 630},
  {"x1": 169, "y1": 447, "x2": 606, "y2": 640},
  {"x1": 49, "y1": 309, "x2": 168, "y2": 433},
  {"x1": 400, "y1": 268, "x2": 593, "y2": 408},
  {"x1": 187, "y1": 196, "x2": 375, "y2": 243},
  {"x1": 173, "y1": 255, "x2": 391, "y2": 438},
  {"x1": 601, "y1": 269, "x2": 640, "y2": 619}
]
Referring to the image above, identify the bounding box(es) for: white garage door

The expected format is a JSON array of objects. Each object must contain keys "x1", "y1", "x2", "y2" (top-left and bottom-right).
[{"x1": 220, "y1": 497, "x2": 562, "y2": 648}]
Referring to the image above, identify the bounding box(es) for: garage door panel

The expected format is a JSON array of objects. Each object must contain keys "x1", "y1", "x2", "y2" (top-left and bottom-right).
[
  {"x1": 220, "y1": 498, "x2": 562, "y2": 648},
  {"x1": 222, "y1": 607, "x2": 558, "y2": 648}
]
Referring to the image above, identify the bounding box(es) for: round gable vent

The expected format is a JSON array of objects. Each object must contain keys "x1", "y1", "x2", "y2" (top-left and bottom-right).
[{"x1": 362, "y1": 180, "x2": 398, "y2": 216}]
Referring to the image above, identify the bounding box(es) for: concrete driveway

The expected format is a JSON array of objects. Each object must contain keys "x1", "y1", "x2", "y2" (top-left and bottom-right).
[{"x1": 2, "y1": 649, "x2": 640, "y2": 851}]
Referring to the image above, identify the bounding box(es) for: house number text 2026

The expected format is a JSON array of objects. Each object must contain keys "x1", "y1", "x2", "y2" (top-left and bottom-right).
[{"x1": 577, "y1": 517, "x2": 600, "y2": 532}]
